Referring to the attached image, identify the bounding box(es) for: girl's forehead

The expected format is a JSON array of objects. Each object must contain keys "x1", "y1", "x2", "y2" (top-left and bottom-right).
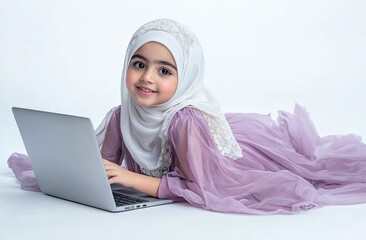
[
  {"x1": 133, "y1": 42, "x2": 176, "y2": 66},
  {"x1": 135, "y1": 41, "x2": 172, "y2": 53},
  {"x1": 129, "y1": 30, "x2": 184, "y2": 74}
]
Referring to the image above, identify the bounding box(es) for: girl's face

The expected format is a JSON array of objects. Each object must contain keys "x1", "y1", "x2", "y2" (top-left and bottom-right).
[{"x1": 126, "y1": 42, "x2": 178, "y2": 108}]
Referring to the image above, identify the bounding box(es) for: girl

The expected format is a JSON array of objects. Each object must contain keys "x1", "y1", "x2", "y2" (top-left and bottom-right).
[{"x1": 9, "y1": 19, "x2": 366, "y2": 214}]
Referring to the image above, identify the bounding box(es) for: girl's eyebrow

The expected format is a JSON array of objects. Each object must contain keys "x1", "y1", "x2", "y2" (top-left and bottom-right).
[{"x1": 131, "y1": 54, "x2": 177, "y2": 71}]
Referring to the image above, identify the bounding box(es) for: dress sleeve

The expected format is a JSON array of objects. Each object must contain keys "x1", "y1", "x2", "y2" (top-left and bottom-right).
[
  {"x1": 100, "y1": 106, "x2": 123, "y2": 165},
  {"x1": 157, "y1": 108, "x2": 225, "y2": 207},
  {"x1": 157, "y1": 108, "x2": 321, "y2": 214}
]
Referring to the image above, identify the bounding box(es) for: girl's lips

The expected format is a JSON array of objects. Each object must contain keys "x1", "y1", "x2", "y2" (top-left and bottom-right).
[{"x1": 136, "y1": 85, "x2": 157, "y2": 95}]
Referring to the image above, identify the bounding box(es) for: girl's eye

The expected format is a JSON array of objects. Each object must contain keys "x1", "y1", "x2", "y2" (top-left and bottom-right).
[
  {"x1": 159, "y1": 68, "x2": 171, "y2": 76},
  {"x1": 133, "y1": 62, "x2": 145, "y2": 69}
]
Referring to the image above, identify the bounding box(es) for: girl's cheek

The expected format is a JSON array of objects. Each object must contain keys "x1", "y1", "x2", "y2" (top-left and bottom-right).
[
  {"x1": 161, "y1": 80, "x2": 178, "y2": 97},
  {"x1": 126, "y1": 70, "x2": 137, "y2": 86}
]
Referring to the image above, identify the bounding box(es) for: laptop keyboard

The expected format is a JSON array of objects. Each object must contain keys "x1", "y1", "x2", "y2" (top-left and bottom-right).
[{"x1": 113, "y1": 192, "x2": 147, "y2": 206}]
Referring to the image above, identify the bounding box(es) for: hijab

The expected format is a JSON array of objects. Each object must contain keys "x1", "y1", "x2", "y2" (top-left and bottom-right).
[{"x1": 120, "y1": 19, "x2": 242, "y2": 177}]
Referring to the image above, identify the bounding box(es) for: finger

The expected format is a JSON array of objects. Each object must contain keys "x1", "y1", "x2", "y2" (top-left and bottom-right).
[
  {"x1": 103, "y1": 159, "x2": 113, "y2": 165},
  {"x1": 105, "y1": 169, "x2": 122, "y2": 178},
  {"x1": 104, "y1": 159, "x2": 119, "y2": 167},
  {"x1": 105, "y1": 170, "x2": 113, "y2": 176},
  {"x1": 108, "y1": 177, "x2": 118, "y2": 185},
  {"x1": 104, "y1": 164, "x2": 116, "y2": 171},
  {"x1": 103, "y1": 161, "x2": 119, "y2": 170},
  {"x1": 104, "y1": 166, "x2": 122, "y2": 174}
]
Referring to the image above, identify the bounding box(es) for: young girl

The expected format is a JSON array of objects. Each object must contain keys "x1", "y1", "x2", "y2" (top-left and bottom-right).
[{"x1": 8, "y1": 19, "x2": 366, "y2": 215}]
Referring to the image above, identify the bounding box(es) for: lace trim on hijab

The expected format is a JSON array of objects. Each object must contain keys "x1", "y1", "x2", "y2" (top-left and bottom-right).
[
  {"x1": 202, "y1": 112, "x2": 243, "y2": 160},
  {"x1": 130, "y1": 19, "x2": 195, "y2": 58}
]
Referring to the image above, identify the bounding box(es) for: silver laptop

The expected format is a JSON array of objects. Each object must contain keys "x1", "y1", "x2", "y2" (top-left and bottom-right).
[{"x1": 12, "y1": 107, "x2": 173, "y2": 212}]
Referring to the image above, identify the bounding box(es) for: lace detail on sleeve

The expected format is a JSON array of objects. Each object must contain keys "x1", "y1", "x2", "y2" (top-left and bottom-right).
[
  {"x1": 202, "y1": 112, "x2": 243, "y2": 160},
  {"x1": 141, "y1": 137, "x2": 173, "y2": 178}
]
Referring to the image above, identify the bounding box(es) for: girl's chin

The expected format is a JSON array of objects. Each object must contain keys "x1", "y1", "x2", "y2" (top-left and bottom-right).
[{"x1": 133, "y1": 98, "x2": 154, "y2": 108}]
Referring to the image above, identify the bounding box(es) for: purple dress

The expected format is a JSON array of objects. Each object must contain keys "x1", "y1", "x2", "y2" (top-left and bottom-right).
[{"x1": 8, "y1": 105, "x2": 366, "y2": 214}]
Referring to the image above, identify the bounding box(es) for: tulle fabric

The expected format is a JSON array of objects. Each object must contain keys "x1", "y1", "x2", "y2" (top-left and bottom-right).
[
  {"x1": 158, "y1": 105, "x2": 366, "y2": 214},
  {"x1": 7, "y1": 153, "x2": 40, "y2": 191},
  {"x1": 7, "y1": 105, "x2": 366, "y2": 214}
]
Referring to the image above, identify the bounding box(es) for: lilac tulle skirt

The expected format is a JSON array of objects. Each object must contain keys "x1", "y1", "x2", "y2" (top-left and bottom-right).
[{"x1": 7, "y1": 152, "x2": 40, "y2": 191}]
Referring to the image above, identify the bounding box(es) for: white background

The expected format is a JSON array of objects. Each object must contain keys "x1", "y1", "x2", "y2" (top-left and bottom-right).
[
  {"x1": 1, "y1": 0, "x2": 366, "y2": 164},
  {"x1": 1, "y1": 1, "x2": 366, "y2": 239}
]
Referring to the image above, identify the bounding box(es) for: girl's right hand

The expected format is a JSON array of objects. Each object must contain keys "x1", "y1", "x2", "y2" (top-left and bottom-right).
[{"x1": 103, "y1": 159, "x2": 135, "y2": 188}]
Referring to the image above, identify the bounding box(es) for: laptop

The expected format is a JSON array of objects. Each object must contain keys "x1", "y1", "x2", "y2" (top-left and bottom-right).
[{"x1": 12, "y1": 107, "x2": 174, "y2": 212}]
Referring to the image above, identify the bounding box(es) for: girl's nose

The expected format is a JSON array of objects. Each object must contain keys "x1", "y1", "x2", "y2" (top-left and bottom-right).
[{"x1": 141, "y1": 69, "x2": 154, "y2": 84}]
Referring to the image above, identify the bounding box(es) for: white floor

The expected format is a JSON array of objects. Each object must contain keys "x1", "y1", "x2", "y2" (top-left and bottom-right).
[{"x1": 1, "y1": 164, "x2": 366, "y2": 240}]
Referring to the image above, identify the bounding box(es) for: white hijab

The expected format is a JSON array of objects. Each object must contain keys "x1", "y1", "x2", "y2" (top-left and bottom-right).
[{"x1": 120, "y1": 19, "x2": 242, "y2": 177}]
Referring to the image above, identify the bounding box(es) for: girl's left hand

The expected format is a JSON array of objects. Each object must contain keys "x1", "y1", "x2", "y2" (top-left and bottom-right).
[{"x1": 103, "y1": 159, "x2": 134, "y2": 188}]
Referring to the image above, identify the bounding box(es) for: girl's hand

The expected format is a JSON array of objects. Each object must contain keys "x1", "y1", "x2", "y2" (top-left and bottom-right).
[
  {"x1": 103, "y1": 159, "x2": 161, "y2": 197},
  {"x1": 103, "y1": 159, "x2": 134, "y2": 188}
]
